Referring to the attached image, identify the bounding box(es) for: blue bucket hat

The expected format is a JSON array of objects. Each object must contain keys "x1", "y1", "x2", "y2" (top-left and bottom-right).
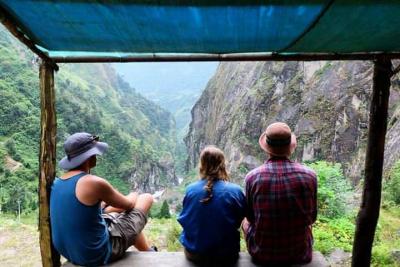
[{"x1": 59, "y1": 132, "x2": 108, "y2": 170}]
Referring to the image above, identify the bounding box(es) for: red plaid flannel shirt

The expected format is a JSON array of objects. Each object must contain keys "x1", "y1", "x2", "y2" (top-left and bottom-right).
[{"x1": 245, "y1": 158, "x2": 317, "y2": 265}]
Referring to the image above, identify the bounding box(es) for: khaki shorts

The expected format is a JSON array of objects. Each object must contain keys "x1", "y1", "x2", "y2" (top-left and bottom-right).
[{"x1": 102, "y1": 209, "x2": 147, "y2": 262}]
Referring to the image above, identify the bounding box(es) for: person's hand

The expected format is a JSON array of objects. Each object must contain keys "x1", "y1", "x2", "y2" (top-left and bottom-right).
[{"x1": 100, "y1": 201, "x2": 108, "y2": 209}]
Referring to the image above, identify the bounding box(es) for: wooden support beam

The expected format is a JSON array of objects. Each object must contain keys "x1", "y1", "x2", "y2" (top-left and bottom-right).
[
  {"x1": 39, "y1": 61, "x2": 60, "y2": 267},
  {"x1": 0, "y1": 6, "x2": 58, "y2": 71},
  {"x1": 352, "y1": 58, "x2": 392, "y2": 267},
  {"x1": 52, "y1": 52, "x2": 400, "y2": 63}
]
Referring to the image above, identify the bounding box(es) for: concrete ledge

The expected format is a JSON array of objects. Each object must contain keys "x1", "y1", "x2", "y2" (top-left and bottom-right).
[{"x1": 64, "y1": 251, "x2": 330, "y2": 267}]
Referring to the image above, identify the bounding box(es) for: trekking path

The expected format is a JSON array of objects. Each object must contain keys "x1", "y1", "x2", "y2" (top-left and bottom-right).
[{"x1": 64, "y1": 251, "x2": 329, "y2": 267}]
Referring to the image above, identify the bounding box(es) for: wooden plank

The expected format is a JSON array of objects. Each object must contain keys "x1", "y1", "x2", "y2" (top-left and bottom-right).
[
  {"x1": 39, "y1": 61, "x2": 60, "y2": 267},
  {"x1": 63, "y1": 251, "x2": 329, "y2": 267},
  {"x1": 352, "y1": 58, "x2": 392, "y2": 266}
]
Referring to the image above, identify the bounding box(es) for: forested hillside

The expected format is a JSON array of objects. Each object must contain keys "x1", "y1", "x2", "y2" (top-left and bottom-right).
[
  {"x1": 0, "y1": 26, "x2": 177, "y2": 214},
  {"x1": 113, "y1": 62, "x2": 217, "y2": 174}
]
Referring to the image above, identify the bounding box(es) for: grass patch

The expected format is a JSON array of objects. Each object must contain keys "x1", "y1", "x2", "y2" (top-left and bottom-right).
[
  {"x1": 0, "y1": 214, "x2": 41, "y2": 267},
  {"x1": 371, "y1": 207, "x2": 400, "y2": 266},
  {"x1": 143, "y1": 217, "x2": 183, "y2": 252}
]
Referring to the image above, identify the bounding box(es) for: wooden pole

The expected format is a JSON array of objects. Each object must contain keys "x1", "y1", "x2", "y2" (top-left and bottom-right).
[
  {"x1": 38, "y1": 61, "x2": 60, "y2": 267},
  {"x1": 352, "y1": 58, "x2": 392, "y2": 267},
  {"x1": 52, "y1": 52, "x2": 400, "y2": 63}
]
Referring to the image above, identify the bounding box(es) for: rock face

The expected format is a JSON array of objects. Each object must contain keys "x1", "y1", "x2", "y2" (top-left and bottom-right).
[
  {"x1": 186, "y1": 61, "x2": 400, "y2": 183},
  {"x1": 129, "y1": 153, "x2": 178, "y2": 193}
]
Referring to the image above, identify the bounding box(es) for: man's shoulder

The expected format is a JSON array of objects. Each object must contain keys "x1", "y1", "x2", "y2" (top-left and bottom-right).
[
  {"x1": 291, "y1": 162, "x2": 317, "y2": 177},
  {"x1": 245, "y1": 165, "x2": 267, "y2": 182},
  {"x1": 80, "y1": 174, "x2": 104, "y2": 183},
  {"x1": 78, "y1": 174, "x2": 109, "y2": 191}
]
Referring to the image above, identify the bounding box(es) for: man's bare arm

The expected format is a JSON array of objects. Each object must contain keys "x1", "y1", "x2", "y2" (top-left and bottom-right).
[
  {"x1": 102, "y1": 192, "x2": 138, "y2": 213},
  {"x1": 94, "y1": 177, "x2": 136, "y2": 210}
]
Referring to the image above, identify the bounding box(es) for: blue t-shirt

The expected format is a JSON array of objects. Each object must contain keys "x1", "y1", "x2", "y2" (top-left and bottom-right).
[{"x1": 177, "y1": 179, "x2": 246, "y2": 256}]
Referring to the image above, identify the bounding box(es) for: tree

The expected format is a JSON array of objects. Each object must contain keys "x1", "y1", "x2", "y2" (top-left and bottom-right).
[{"x1": 158, "y1": 200, "x2": 171, "y2": 218}]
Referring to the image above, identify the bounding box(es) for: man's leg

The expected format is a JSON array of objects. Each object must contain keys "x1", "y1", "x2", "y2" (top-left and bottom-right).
[
  {"x1": 102, "y1": 192, "x2": 138, "y2": 213},
  {"x1": 132, "y1": 193, "x2": 153, "y2": 251},
  {"x1": 133, "y1": 232, "x2": 151, "y2": 251},
  {"x1": 133, "y1": 193, "x2": 153, "y2": 214}
]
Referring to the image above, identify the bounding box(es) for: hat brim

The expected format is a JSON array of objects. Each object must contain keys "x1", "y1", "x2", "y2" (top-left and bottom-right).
[
  {"x1": 59, "y1": 141, "x2": 108, "y2": 170},
  {"x1": 259, "y1": 132, "x2": 297, "y2": 157}
]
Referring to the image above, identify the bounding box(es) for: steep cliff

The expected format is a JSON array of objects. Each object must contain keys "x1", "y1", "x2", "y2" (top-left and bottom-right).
[{"x1": 186, "y1": 61, "x2": 400, "y2": 183}]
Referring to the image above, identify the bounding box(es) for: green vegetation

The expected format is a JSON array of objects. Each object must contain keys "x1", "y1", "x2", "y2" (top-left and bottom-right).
[
  {"x1": 0, "y1": 26, "x2": 176, "y2": 214},
  {"x1": 307, "y1": 161, "x2": 352, "y2": 218},
  {"x1": 159, "y1": 200, "x2": 172, "y2": 219},
  {"x1": 314, "y1": 216, "x2": 355, "y2": 254},
  {"x1": 149, "y1": 200, "x2": 172, "y2": 219},
  {"x1": 142, "y1": 217, "x2": 183, "y2": 252},
  {"x1": 306, "y1": 161, "x2": 356, "y2": 255},
  {"x1": 384, "y1": 160, "x2": 400, "y2": 205},
  {"x1": 309, "y1": 161, "x2": 400, "y2": 266}
]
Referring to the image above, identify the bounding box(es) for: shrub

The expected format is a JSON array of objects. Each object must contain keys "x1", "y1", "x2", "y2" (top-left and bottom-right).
[
  {"x1": 148, "y1": 202, "x2": 162, "y2": 218},
  {"x1": 306, "y1": 161, "x2": 353, "y2": 218},
  {"x1": 384, "y1": 160, "x2": 400, "y2": 205},
  {"x1": 5, "y1": 139, "x2": 17, "y2": 157},
  {"x1": 166, "y1": 219, "x2": 182, "y2": 251},
  {"x1": 313, "y1": 216, "x2": 355, "y2": 254},
  {"x1": 159, "y1": 200, "x2": 171, "y2": 219}
]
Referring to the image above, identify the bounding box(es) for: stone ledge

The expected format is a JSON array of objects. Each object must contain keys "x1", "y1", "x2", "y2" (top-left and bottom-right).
[{"x1": 64, "y1": 251, "x2": 330, "y2": 267}]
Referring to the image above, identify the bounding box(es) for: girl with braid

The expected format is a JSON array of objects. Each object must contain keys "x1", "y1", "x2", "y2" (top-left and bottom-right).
[{"x1": 178, "y1": 145, "x2": 246, "y2": 265}]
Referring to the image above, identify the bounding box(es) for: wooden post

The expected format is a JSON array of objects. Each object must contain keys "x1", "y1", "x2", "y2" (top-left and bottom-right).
[
  {"x1": 352, "y1": 58, "x2": 392, "y2": 266},
  {"x1": 38, "y1": 61, "x2": 60, "y2": 267}
]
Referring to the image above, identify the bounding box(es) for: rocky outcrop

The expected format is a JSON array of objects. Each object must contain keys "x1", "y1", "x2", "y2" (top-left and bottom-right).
[
  {"x1": 128, "y1": 153, "x2": 178, "y2": 193},
  {"x1": 186, "y1": 61, "x2": 400, "y2": 183}
]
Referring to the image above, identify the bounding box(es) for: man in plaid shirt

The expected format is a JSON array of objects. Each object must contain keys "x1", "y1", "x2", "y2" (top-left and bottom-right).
[{"x1": 243, "y1": 122, "x2": 317, "y2": 265}]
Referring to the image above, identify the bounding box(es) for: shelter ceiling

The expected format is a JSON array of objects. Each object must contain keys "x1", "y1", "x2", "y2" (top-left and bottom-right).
[{"x1": 0, "y1": 0, "x2": 399, "y2": 59}]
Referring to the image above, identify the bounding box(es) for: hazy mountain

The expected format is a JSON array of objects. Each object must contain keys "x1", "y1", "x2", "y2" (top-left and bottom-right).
[{"x1": 113, "y1": 62, "x2": 218, "y2": 135}]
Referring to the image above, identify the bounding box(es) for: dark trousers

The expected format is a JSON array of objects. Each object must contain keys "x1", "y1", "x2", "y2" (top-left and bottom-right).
[{"x1": 184, "y1": 249, "x2": 239, "y2": 267}]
